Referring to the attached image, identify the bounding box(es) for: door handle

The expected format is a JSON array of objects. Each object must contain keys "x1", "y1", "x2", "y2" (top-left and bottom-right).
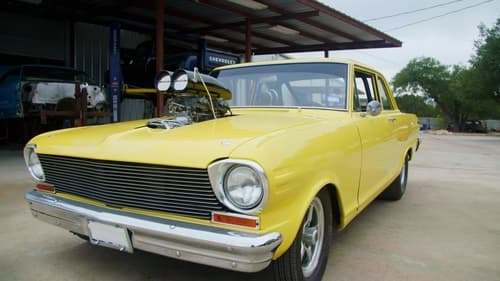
[{"x1": 388, "y1": 117, "x2": 397, "y2": 122}]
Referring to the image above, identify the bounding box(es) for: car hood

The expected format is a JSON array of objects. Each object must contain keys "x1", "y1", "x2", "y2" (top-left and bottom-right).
[{"x1": 32, "y1": 109, "x2": 327, "y2": 168}]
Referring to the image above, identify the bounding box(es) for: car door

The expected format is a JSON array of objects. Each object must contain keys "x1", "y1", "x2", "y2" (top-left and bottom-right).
[
  {"x1": 352, "y1": 68, "x2": 398, "y2": 208},
  {"x1": 375, "y1": 74, "x2": 406, "y2": 178}
]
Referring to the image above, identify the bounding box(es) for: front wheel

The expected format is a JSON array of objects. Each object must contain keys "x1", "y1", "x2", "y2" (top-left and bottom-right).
[{"x1": 272, "y1": 189, "x2": 333, "y2": 281}]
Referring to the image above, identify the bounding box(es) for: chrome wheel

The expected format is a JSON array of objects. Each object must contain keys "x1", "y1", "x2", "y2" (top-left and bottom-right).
[
  {"x1": 301, "y1": 197, "x2": 325, "y2": 277},
  {"x1": 272, "y1": 189, "x2": 332, "y2": 281}
]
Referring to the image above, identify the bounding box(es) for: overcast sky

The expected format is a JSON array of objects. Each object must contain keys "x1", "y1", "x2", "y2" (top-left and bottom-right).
[{"x1": 293, "y1": 0, "x2": 500, "y2": 80}]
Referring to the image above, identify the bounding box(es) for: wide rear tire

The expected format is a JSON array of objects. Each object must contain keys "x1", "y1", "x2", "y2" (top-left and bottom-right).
[{"x1": 272, "y1": 189, "x2": 333, "y2": 281}]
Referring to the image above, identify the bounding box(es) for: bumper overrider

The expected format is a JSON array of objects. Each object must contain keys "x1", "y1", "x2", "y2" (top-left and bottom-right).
[{"x1": 25, "y1": 190, "x2": 282, "y2": 272}]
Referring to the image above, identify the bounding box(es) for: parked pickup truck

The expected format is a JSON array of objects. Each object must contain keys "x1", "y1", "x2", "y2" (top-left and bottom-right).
[{"x1": 0, "y1": 64, "x2": 105, "y2": 119}]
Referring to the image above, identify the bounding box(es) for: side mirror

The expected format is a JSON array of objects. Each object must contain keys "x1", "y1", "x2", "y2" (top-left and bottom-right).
[{"x1": 366, "y1": 100, "x2": 382, "y2": 116}]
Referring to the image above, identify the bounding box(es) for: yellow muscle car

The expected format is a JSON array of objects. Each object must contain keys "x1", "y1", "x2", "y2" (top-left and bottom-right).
[{"x1": 24, "y1": 58, "x2": 419, "y2": 281}]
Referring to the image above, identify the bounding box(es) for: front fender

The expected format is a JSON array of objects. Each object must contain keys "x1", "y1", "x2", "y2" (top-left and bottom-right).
[{"x1": 229, "y1": 121, "x2": 362, "y2": 258}]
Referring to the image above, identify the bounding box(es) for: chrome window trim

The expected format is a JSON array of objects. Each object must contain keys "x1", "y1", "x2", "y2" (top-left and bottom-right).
[{"x1": 217, "y1": 62, "x2": 350, "y2": 111}]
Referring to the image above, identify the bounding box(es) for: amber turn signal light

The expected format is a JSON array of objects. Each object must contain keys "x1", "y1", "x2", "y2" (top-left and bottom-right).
[
  {"x1": 36, "y1": 183, "x2": 55, "y2": 192},
  {"x1": 212, "y1": 212, "x2": 259, "y2": 229}
]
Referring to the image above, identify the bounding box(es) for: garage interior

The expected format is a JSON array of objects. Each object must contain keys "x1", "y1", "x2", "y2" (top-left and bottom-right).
[{"x1": 0, "y1": 0, "x2": 401, "y2": 144}]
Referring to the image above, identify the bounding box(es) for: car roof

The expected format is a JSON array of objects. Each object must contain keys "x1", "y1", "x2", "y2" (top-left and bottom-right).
[{"x1": 214, "y1": 57, "x2": 376, "y2": 72}]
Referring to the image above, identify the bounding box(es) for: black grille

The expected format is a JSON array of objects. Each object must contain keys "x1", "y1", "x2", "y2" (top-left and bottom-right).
[{"x1": 38, "y1": 154, "x2": 225, "y2": 219}]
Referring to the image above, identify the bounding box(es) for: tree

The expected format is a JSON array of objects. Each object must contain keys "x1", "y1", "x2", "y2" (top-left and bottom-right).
[
  {"x1": 393, "y1": 19, "x2": 500, "y2": 132},
  {"x1": 395, "y1": 94, "x2": 438, "y2": 117},
  {"x1": 393, "y1": 57, "x2": 500, "y2": 131},
  {"x1": 470, "y1": 18, "x2": 500, "y2": 103},
  {"x1": 447, "y1": 65, "x2": 492, "y2": 128},
  {"x1": 392, "y1": 57, "x2": 460, "y2": 127}
]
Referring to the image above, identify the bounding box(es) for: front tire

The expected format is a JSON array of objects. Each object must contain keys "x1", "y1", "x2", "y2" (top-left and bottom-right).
[{"x1": 272, "y1": 189, "x2": 333, "y2": 281}]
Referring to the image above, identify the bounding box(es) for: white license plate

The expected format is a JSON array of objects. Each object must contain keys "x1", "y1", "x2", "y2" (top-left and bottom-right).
[{"x1": 87, "y1": 221, "x2": 133, "y2": 253}]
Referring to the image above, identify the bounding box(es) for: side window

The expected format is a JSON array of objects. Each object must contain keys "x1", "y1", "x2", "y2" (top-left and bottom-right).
[
  {"x1": 353, "y1": 71, "x2": 376, "y2": 112},
  {"x1": 377, "y1": 77, "x2": 394, "y2": 110}
]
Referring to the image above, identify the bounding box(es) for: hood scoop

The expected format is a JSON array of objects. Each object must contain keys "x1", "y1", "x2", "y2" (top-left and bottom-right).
[{"x1": 146, "y1": 115, "x2": 192, "y2": 130}]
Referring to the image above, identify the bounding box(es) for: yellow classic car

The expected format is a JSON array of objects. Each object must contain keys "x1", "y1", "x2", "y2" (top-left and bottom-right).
[{"x1": 24, "y1": 58, "x2": 419, "y2": 281}]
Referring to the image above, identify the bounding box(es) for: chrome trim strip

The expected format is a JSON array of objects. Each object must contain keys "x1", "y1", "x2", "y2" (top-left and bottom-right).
[{"x1": 25, "y1": 190, "x2": 282, "y2": 273}]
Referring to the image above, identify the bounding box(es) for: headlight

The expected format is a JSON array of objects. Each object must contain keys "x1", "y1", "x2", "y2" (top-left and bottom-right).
[
  {"x1": 208, "y1": 160, "x2": 268, "y2": 214},
  {"x1": 225, "y1": 166, "x2": 263, "y2": 209},
  {"x1": 24, "y1": 145, "x2": 45, "y2": 182}
]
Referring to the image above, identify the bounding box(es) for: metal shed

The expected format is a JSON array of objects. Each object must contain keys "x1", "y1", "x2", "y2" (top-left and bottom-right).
[
  {"x1": 1, "y1": 0, "x2": 402, "y2": 141},
  {"x1": 3, "y1": 0, "x2": 401, "y2": 60}
]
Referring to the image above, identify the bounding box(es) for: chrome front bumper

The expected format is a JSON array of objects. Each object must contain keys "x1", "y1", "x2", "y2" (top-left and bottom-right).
[{"x1": 25, "y1": 190, "x2": 282, "y2": 272}]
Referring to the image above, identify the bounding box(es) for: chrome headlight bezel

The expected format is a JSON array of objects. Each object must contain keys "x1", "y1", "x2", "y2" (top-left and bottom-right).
[
  {"x1": 208, "y1": 159, "x2": 269, "y2": 215},
  {"x1": 23, "y1": 144, "x2": 45, "y2": 182}
]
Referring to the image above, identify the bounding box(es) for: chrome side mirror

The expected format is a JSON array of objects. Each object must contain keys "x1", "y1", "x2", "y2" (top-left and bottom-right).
[{"x1": 366, "y1": 100, "x2": 382, "y2": 116}]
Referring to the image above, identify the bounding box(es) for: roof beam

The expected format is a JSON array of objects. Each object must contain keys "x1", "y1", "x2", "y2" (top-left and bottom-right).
[
  {"x1": 164, "y1": 7, "x2": 293, "y2": 48},
  {"x1": 254, "y1": 0, "x2": 360, "y2": 42},
  {"x1": 297, "y1": 0, "x2": 402, "y2": 45},
  {"x1": 182, "y1": 11, "x2": 319, "y2": 34},
  {"x1": 197, "y1": 0, "x2": 331, "y2": 44},
  {"x1": 238, "y1": 28, "x2": 292, "y2": 47},
  {"x1": 197, "y1": 0, "x2": 253, "y2": 17},
  {"x1": 163, "y1": 9, "x2": 266, "y2": 50},
  {"x1": 253, "y1": 40, "x2": 400, "y2": 55}
]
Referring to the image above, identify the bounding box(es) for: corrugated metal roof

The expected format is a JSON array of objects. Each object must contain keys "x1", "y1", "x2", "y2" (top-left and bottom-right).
[{"x1": 5, "y1": 0, "x2": 402, "y2": 55}]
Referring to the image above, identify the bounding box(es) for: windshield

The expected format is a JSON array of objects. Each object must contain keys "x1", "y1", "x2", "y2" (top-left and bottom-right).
[
  {"x1": 212, "y1": 62, "x2": 348, "y2": 110},
  {"x1": 21, "y1": 66, "x2": 89, "y2": 83}
]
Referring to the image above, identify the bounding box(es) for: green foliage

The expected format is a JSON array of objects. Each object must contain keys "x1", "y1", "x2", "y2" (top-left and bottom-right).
[
  {"x1": 449, "y1": 65, "x2": 500, "y2": 120},
  {"x1": 392, "y1": 57, "x2": 460, "y2": 126},
  {"x1": 395, "y1": 94, "x2": 438, "y2": 117},
  {"x1": 392, "y1": 19, "x2": 500, "y2": 131},
  {"x1": 393, "y1": 57, "x2": 451, "y2": 105},
  {"x1": 470, "y1": 18, "x2": 500, "y2": 102},
  {"x1": 392, "y1": 55, "x2": 500, "y2": 131}
]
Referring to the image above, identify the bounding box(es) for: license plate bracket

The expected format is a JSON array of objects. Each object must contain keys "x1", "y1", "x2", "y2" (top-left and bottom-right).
[{"x1": 87, "y1": 221, "x2": 133, "y2": 253}]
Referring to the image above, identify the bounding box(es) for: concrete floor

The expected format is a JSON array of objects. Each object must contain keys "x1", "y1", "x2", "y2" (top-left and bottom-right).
[{"x1": 1, "y1": 134, "x2": 499, "y2": 281}]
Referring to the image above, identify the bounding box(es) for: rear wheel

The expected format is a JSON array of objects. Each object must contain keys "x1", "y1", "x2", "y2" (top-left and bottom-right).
[
  {"x1": 272, "y1": 189, "x2": 332, "y2": 281},
  {"x1": 380, "y1": 154, "x2": 409, "y2": 201}
]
